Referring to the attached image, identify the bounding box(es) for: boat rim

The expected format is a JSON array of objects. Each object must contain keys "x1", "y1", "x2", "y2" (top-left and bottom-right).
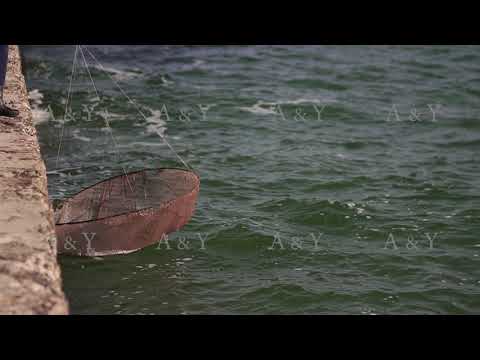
[{"x1": 54, "y1": 167, "x2": 200, "y2": 226}]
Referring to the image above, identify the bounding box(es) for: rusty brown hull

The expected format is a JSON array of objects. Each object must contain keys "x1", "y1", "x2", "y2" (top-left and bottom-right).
[{"x1": 54, "y1": 169, "x2": 200, "y2": 257}]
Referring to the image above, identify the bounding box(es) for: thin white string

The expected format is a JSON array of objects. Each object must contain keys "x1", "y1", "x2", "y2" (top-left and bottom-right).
[
  {"x1": 56, "y1": 45, "x2": 79, "y2": 170},
  {"x1": 77, "y1": 45, "x2": 134, "y2": 194},
  {"x1": 80, "y1": 45, "x2": 193, "y2": 171}
]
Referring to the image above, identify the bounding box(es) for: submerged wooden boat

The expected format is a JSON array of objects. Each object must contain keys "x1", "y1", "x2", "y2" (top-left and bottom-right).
[{"x1": 54, "y1": 168, "x2": 200, "y2": 257}]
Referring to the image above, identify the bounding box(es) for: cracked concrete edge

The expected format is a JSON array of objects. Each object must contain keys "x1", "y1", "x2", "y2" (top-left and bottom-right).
[{"x1": 0, "y1": 45, "x2": 69, "y2": 315}]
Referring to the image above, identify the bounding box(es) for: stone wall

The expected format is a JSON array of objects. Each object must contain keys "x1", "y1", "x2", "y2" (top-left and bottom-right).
[{"x1": 0, "y1": 45, "x2": 69, "y2": 315}]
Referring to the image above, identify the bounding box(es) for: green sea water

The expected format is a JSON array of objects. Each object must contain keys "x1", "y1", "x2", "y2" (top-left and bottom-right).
[{"x1": 23, "y1": 45, "x2": 480, "y2": 314}]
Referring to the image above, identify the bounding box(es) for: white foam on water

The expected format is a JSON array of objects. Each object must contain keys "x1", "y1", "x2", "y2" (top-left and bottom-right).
[
  {"x1": 145, "y1": 123, "x2": 167, "y2": 137},
  {"x1": 276, "y1": 97, "x2": 336, "y2": 106},
  {"x1": 143, "y1": 108, "x2": 168, "y2": 137},
  {"x1": 159, "y1": 75, "x2": 174, "y2": 86},
  {"x1": 193, "y1": 59, "x2": 205, "y2": 67},
  {"x1": 239, "y1": 101, "x2": 279, "y2": 115},
  {"x1": 71, "y1": 128, "x2": 92, "y2": 142},
  {"x1": 129, "y1": 141, "x2": 165, "y2": 148},
  {"x1": 92, "y1": 64, "x2": 142, "y2": 81},
  {"x1": 239, "y1": 97, "x2": 336, "y2": 116},
  {"x1": 28, "y1": 89, "x2": 51, "y2": 125},
  {"x1": 97, "y1": 109, "x2": 126, "y2": 123},
  {"x1": 29, "y1": 88, "x2": 43, "y2": 102}
]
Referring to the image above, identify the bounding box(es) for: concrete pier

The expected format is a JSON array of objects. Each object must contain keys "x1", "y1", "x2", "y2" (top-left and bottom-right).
[{"x1": 0, "y1": 46, "x2": 68, "y2": 314}]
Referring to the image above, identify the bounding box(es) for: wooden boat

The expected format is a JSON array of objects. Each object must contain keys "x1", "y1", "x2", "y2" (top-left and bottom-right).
[{"x1": 54, "y1": 168, "x2": 200, "y2": 256}]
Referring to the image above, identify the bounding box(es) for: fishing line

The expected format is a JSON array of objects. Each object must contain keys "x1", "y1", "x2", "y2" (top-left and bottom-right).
[
  {"x1": 77, "y1": 45, "x2": 134, "y2": 193},
  {"x1": 56, "y1": 45, "x2": 79, "y2": 170},
  {"x1": 80, "y1": 45, "x2": 193, "y2": 172}
]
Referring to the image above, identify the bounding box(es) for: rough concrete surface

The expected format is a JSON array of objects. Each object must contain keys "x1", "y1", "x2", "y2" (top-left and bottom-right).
[{"x1": 0, "y1": 46, "x2": 69, "y2": 315}]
